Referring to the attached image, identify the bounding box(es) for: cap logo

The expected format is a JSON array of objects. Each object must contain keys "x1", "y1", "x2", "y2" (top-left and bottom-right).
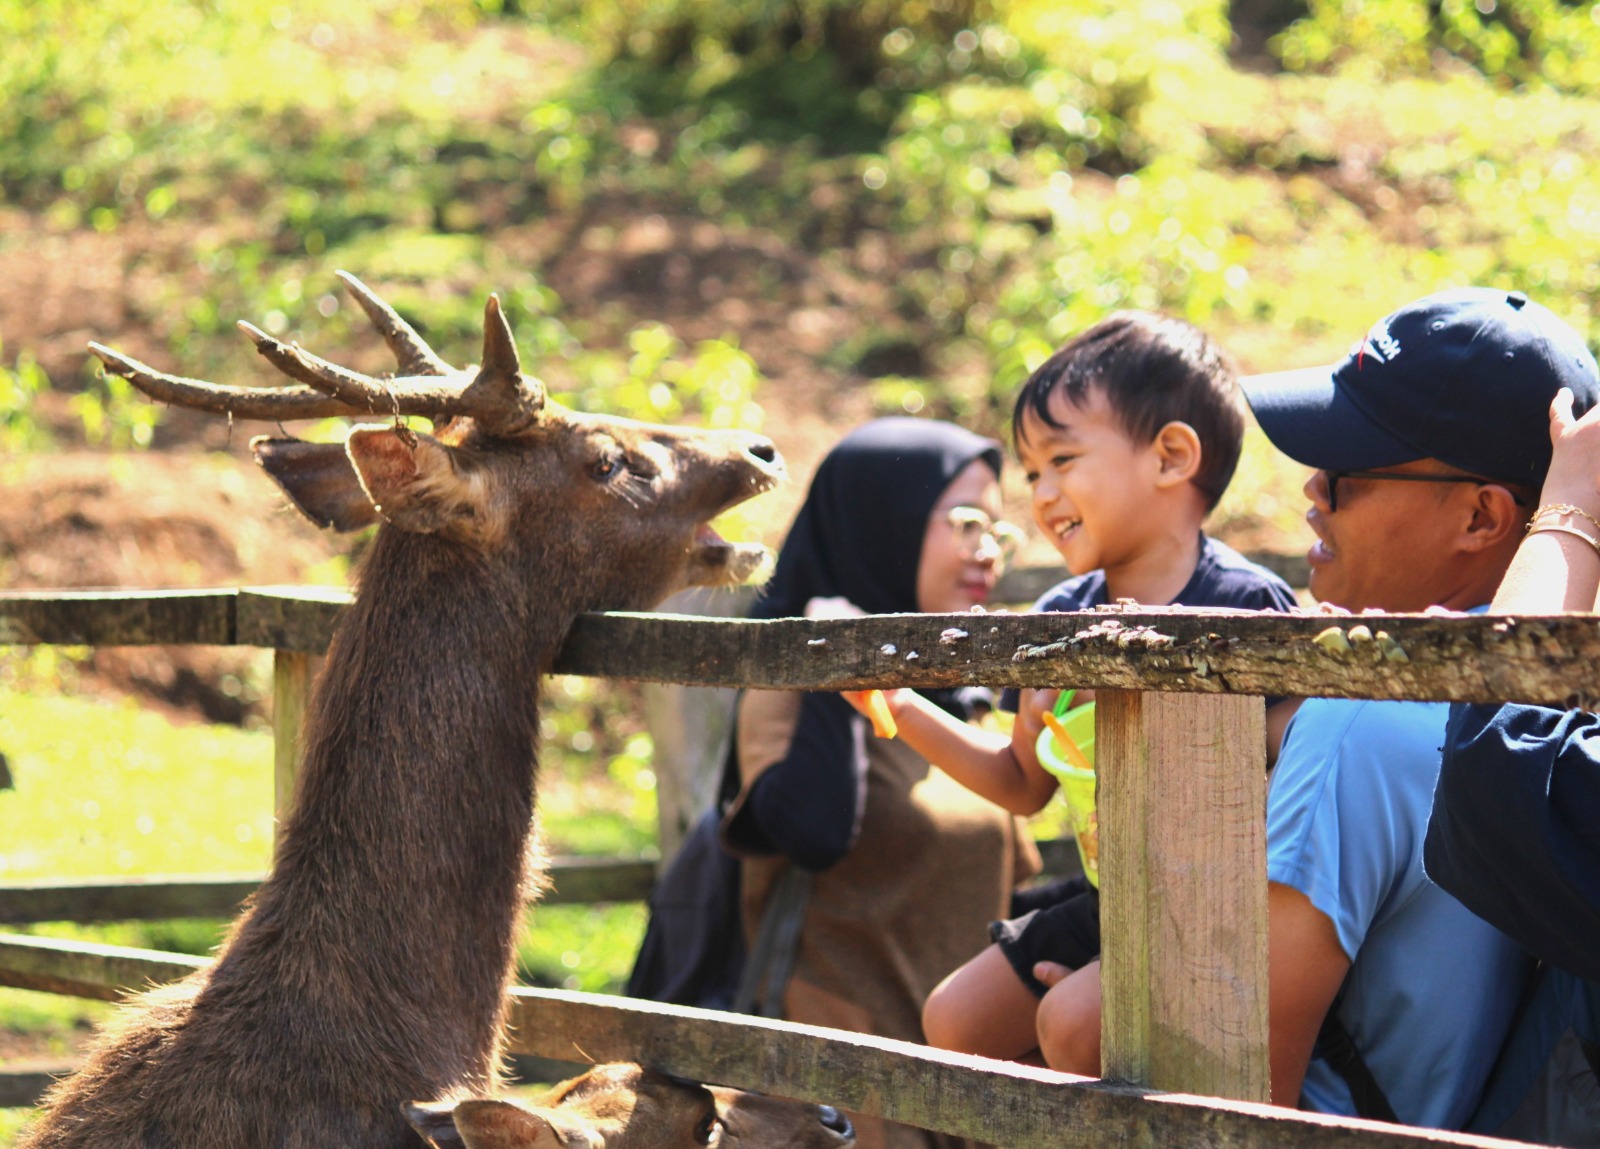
[{"x1": 1355, "y1": 319, "x2": 1402, "y2": 370}]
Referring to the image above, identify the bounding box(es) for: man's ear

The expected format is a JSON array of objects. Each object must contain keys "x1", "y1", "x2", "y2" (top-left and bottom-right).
[
  {"x1": 1151, "y1": 421, "x2": 1203, "y2": 488},
  {"x1": 344, "y1": 424, "x2": 494, "y2": 539},
  {"x1": 1461, "y1": 484, "x2": 1528, "y2": 554},
  {"x1": 251, "y1": 437, "x2": 381, "y2": 532}
]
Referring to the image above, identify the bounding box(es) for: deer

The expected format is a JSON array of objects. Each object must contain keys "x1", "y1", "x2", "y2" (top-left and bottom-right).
[
  {"x1": 20, "y1": 272, "x2": 786, "y2": 1149},
  {"x1": 404, "y1": 1062, "x2": 855, "y2": 1149}
]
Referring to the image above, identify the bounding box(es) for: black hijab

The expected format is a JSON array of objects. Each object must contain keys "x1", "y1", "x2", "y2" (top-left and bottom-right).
[
  {"x1": 726, "y1": 418, "x2": 1004, "y2": 871},
  {"x1": 753, "y1": 417, "x2": 1004, "y2": 619}
]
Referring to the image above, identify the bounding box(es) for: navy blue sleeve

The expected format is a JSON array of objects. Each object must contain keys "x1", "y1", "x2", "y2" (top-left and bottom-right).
[
  {"x1": 722, "y1": 692, "x2": 868, "y2": 873},
  {"x1": 1425, "y1": 702, "x2": 1600, "y2": 981}
]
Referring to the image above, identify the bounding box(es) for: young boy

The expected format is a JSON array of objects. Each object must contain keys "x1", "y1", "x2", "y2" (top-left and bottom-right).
[{"x1": 847, "y1": 311, "x2": 1299, "y2": 1061}]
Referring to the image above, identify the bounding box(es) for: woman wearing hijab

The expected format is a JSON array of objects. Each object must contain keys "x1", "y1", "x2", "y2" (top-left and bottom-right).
[{"x1": 719, "y1": 418, "x2": 1040, "y2": 1149}]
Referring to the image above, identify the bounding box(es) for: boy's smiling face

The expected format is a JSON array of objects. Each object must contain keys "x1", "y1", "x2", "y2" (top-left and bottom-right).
[{"x1": 1016, "y1": 385, "x2": 1165, "y2": 577}]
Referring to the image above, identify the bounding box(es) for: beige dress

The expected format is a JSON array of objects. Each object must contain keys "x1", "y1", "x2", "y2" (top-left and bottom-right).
[{"x1": 723, "y1": 689, "x2": 1040, "y2": 1149}]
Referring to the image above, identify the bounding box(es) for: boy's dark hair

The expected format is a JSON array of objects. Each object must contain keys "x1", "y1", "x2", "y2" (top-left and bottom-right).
[{"x1": 1012, "y1": 311, "x2": 1244, "y2": 509}]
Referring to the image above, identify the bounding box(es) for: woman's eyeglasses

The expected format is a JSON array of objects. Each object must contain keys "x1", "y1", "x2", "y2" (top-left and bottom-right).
[
  {"x1": 947, "y1": 507, "x2": 1025, "y2": 565},
  {"x1": 1324, "y1": 469, "x2": 1529, "y2": 513}
]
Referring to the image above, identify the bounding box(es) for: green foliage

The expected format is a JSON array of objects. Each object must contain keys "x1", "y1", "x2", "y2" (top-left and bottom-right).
[
  {"x1": 1275, "y1": 0, "x2": 1600, "y2": 95},
  {"x1": 0, "y1": 342, "x2": 53, "y2": 456},
  {"x1": 548, "y1": 0, "x2": 1001, "y2": 149}
]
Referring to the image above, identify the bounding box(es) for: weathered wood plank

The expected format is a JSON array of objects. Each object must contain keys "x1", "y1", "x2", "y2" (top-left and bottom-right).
[
  {"x1": 0, "y1": 937, "x2": 1523, "y2": 1147},
  {"x1": 0, "y1": 876, "x2": 261, "y2": 924},
  {"x1": 0, "y1": 589, "x2": 236, "y2": 647},
  {"x1": 0, "y1": 858, "x2": 657, "y2": 925},
  {"x1": 0, "y1": 934, "x2": 205, "y2": 1001},
  {"x1": 0, "y1": 850, "x2": 1086, "y2": 927},
  {"x1": 0, "y1": 1065, "x2": 69, "y2": 1108},
  {"x1": 553, "y1": 608, "x2": 1600, "y2": 706},
  {"x1": 236, "y1": 586, "x2": 351, "y2": 654},
  {"x1": 6, "y1": 589, "x2": 1597, "y2": 705},
  {"x1": 0, "y1": 850, "x2": 1085, "y2": 927},
  {"x1": 1099, "y1": 691, "x2": 1270, "y2": 1102},
  {"x1": 272, "y1": 649, "x2": 323, "y2": 845},
  {"x1": 504, "y1": 989, "x2": 1522, "y2": 1149},
  {"x1": 541, "y1": 857, "x2": 656, "y2": 904}
]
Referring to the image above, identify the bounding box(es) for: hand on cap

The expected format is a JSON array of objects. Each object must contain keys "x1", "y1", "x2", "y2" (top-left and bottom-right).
[{"x1": 1540, "y1": 387, "x2": 1600, "y2": 516}]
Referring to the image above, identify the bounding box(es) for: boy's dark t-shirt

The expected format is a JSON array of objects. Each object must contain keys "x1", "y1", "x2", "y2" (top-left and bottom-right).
[
  {"x1": 996, "y1": 533, "x2": 1298, "y2": 992},
  {"x1": 998, "y1": 533, "x2": 1299, "y2": 712}
]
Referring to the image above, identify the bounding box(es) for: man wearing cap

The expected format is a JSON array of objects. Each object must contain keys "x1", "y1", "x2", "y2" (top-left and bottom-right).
[
  {"x1": 1241, "y1": 287, "x2": 1600, "y2": 1126},
  {"x1": 1420, "y1": 384, "x2": 1600, "y2": 1137},
  {"x1": 1029, "y1": 288, "x2": 1600, "y2": 1128}
]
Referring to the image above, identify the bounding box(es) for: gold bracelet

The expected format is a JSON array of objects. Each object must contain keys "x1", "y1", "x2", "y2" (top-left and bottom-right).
[
  {"x1": 1529, "y1": 502, "x2": 1600, "y2": 534},
  {"x1": 1527, "y1": 522, "x2": 1600, "y2": 560}
]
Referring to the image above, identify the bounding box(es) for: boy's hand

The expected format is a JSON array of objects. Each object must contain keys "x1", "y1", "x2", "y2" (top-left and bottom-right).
[
  {"x1": 1013, "y1": 688, "x2": 1056, "y2": 756},
  {"x1": 1033, "y1": 961, "x2": 1073, "y2": 989},
  {"x1": 842, "y1": 689, "x2": 908, "y2": 738}
]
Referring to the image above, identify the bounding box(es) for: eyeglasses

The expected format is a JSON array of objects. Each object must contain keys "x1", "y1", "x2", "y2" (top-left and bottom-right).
[
  {"x1": 946, "y1": 506, "x2": 1025, "y2": 566},
  {"x1": 1324, "y1": 469, "x2": 1530, "y2": 514}
]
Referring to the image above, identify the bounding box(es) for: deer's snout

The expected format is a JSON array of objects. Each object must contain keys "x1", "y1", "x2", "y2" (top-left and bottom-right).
[
  {"x1": 818, "y1": 1106, "x2": 854, "y2": 1140},
  {"x1": 738, "y1": 433, "x2": 783, "y2": 479}
]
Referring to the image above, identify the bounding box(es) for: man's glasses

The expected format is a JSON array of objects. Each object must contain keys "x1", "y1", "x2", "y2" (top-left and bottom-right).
[
  {"x1": 1324, "y1": 469, "x2": 1530, "y2": 514},
  {"x1": 947, "y1": 507, "x2": 1025, "y2": 566}
]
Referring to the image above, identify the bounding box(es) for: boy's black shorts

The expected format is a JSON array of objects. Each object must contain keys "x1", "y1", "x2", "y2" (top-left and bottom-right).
[{"x1": 993, "y1": 874, "x2": 1101, "y2": 998}]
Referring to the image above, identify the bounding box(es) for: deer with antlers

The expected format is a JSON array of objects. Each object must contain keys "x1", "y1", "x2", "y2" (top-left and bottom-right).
[{"x1": 20, "y1": 274, "x2": 785, "y2": 1149}]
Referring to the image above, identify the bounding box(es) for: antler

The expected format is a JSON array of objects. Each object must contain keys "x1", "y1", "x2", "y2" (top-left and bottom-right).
[{"x1": 87, "y1": 273, "x2": 545, "y2": 434}]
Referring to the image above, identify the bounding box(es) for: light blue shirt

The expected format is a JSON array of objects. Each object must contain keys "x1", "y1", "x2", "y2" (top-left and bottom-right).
[{"x1": 1267, "y1": 697, "x2": 1534, "y2": 1129}]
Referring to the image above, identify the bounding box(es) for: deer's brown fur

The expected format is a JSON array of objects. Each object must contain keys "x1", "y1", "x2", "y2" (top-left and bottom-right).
[
  {"x1": 21, "y1": 277, "x2": 784, "y2": 1149},
  {"x1": 405, "y1": 1063, "x2": 855, "y2": 1149}
]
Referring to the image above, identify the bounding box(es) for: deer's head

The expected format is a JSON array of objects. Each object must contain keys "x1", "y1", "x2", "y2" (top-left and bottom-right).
[
  {"x1": 404, "y1": 1063, "x2": 855, "y2": 1149},
  {"x1": 89, "y1": 274, "x2": 784, "y2": 613}
]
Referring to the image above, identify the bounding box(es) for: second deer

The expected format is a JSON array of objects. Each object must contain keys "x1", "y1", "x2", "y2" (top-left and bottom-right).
[
  {"x1": 406, "y1": 1062, "x2": 855, "y2": 1149},
  {"x1": 20, "y1": 274, "x2": 785, "y2": 1148}
]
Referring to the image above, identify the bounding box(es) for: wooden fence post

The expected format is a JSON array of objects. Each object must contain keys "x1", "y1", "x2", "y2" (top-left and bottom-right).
[
  {"x1": 1098, "y1": 689, "x2": 1270, "y2": 1103},
  {"x1": 640, "y1": 586, "x2": 753, "y2": 866},
  {"x1": 272, "y1": 649, "x2": 322, "y2": 845}
]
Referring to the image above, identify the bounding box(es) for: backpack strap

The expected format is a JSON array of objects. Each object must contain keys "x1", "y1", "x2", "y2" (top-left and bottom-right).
[
  {"x1": 732, "y1": 865, "x2": 813, "y2": 1017},
  {"x1": 1310, "y1": 983, "x2": 1399, "y2": 1124}
]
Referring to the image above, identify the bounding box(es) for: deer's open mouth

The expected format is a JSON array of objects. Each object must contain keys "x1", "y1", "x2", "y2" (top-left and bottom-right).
[{"x1": 691, "y1": 522, "x2": 771, "y2": 586}]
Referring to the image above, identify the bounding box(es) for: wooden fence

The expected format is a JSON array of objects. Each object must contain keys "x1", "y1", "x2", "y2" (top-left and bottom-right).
[{"x1": 1, "y1": 585, "x2": 1592, "y2": 1147}]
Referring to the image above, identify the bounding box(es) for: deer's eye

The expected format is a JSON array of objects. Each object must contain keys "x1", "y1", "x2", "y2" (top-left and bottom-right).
[
  {"x1": 694, "y1": 1114, "x2": 721, "y2": 1145},
  {"x1": 590, "y1": 452, "x2": 622, "y2": 481}
]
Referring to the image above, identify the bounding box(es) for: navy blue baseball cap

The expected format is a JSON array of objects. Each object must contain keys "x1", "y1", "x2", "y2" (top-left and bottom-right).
[{"x1": 1241, "y1": 288, "x2": 1600, "y2": 490}]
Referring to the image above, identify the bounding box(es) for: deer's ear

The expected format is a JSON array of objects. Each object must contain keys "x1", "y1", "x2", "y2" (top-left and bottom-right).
[
  {"x1": 251, "y1": 437, "x2": 380, "y2": 533},
  {"x1": 402, "y1": 1099, "x2": 468, "y2": 1148},
  {"x1": 452, "y1": 1100, "x2": 590, "y2": 1149},
  {"x1": 345, "y1": 424, "x2": 486, "y2": 537}
]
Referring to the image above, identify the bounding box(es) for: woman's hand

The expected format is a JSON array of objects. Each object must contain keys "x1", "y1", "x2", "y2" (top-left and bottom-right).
[{"x1": 1540, "y1": 387, "x2": 1600, "y2": 515}]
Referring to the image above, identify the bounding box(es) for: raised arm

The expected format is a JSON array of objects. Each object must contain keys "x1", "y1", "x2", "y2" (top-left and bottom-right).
[
  {"x1": 1426, "y1": 386, "x2": 1600, "y2": 980},
  {"x1": 844, "y1": 687, "x2": 1060, "y2": 815},
  {"x1": 1488, "y1": 386, "x2": 1600, "y2": 613}
]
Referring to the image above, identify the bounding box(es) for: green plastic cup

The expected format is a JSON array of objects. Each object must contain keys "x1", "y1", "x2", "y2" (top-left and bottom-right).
[{"x1": 1034, "y1": 700, "x2": 1098, "y2": 887}]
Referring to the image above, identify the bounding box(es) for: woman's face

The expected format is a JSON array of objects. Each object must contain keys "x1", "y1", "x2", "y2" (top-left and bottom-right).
[{"x1": 916, "y1": 459, "x2": 1007, "y2": 614}]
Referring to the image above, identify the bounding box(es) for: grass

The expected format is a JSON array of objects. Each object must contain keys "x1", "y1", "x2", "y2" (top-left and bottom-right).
[{"x1": 0, "y1": 665, "x2": 653, "y2": 1106}]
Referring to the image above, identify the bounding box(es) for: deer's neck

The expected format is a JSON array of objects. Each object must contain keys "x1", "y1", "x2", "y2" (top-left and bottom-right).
[{"x1": 215, "y1": 534, "x2": 564, "y2": 1068}]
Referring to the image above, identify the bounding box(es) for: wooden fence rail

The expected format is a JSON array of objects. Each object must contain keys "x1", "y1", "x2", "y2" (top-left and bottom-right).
[
  {"x1": 0, "y1": 935, "x2": 1522, "y2": 1149},
  {"x1": 1, "y1": 587, "x2": 1587, "y2": 1147},
  {"x1": 3, "y1": 587, "x2": 1596, "y2": 705},
  {"x1": 0, "y1": 858, "x2": 659, "y2": 926}
]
